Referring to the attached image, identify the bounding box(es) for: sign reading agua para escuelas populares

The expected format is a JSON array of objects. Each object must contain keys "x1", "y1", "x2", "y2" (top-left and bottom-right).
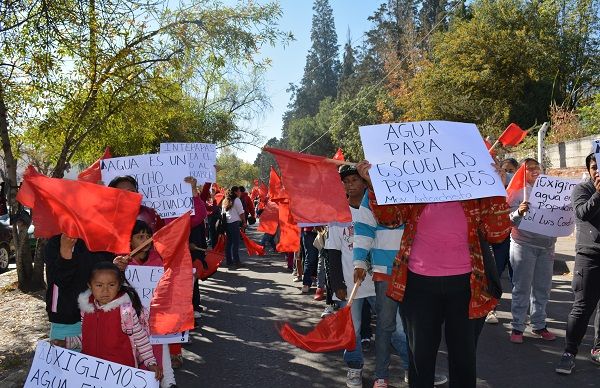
[
  {"x1": 100, "y1": 153, "x2": 194, "y2": 218},
  {"x1": 24, "y1": 341, "x2": 159, "y2": 388},
  {"x1": 124, "y1": 265, "x2": 189, "y2": 344},
  {"x1": 160, "y1": 143, "x2": 217, "y2": 184},
  {"x1": 359, "y1": 121, "x2": 507, "y2": 204},
  {"x1": 518, "y1": 175, "x2": 579, "y2": 237}
]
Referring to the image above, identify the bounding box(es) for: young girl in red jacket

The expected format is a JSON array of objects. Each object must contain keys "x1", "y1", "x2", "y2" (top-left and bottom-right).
[{"x1": 60, "y1": 261, "x2": 163, "y2": 381}]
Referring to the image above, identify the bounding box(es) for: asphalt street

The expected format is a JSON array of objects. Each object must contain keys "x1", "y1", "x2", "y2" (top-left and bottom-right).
[{"x1": 176, "y1": 228, "x2": 599, "y2": 387}]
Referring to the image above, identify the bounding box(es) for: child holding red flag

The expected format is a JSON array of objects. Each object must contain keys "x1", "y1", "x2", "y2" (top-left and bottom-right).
[
  {"x1": 326, "y1": 165, "x2": 376, "y2": 388},
  {"x1": 507, "y1": 158, "x2": 557, "y2": 343}
]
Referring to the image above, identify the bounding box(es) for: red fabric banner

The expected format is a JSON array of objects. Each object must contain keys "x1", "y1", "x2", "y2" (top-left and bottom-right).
[
  {"x1": 241, "y1": 231, "x2": 265, "y2": 256},
  {"x1": 16, "y1": 166, "x2": 141, "y2": 253},
  {"x1": 506, "y1": 164, "x2": 527, "y2": 201},
  {"x1": 149, "y1": 212, "x2": 195, "y2": 335},
  {"x1": 279, "y1": 305, "x2": 356, "y2": 352},
  {"x1": 498, "y1": 123, "x2": 528, "y2": 147},
  {"x1": 276, "y1": 200, "x2": 300, "y2": 253},
  {"x1": 257, "y1": 201, "x2": 279, "y2": 235},
  {"x1": 78, "y1": 147, "x2": 112, "y2": 183},
  {"x1": 333, "y1": 148, "x2": 345, "y2": 161},
  {"x1": 264, "y1": 147, "x2": 351, "y2": 225}
]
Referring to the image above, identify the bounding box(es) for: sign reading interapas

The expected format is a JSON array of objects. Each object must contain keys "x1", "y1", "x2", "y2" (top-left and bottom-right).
[
  {"x1": 100, "y1": 153, "x2": 194, "y2": 218},
  {"x1": 124, "y1": 265, "x2": 189, "y2": 344},
  {"x1": 160, "y1": 143, "x2": 216, "y2": 184},
  {"x1": 518, "y1": 175, "x2": 579, "y2": 237},
  {"x1": 359, "y1": 121, "x2": 506, "y2": 204},
  {"x1": 25, "y1": 341, "x2": 159, "y2": 388}
]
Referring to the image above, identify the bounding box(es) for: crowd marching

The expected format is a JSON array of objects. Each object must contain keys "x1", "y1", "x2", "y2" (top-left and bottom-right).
[{"x1": 18, "y1": 126, "x2": 600, "y2": 388}]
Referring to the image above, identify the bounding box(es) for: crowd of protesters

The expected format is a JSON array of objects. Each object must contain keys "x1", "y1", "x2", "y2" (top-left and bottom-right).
[{"x1": 256, "y1": 151, "x2": 600, "y2": 388}]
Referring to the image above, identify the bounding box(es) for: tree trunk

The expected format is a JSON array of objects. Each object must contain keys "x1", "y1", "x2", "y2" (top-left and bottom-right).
[{"x1": 0, "y1": 82, "x2": 45, "y2": 292}]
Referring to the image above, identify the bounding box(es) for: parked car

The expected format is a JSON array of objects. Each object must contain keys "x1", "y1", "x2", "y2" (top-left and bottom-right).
[{"x1": 0, "y1": 215, "x2": 12, "y2": 272}]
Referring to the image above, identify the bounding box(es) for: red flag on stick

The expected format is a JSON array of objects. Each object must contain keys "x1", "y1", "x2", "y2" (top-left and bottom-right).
[
  {"x1": 506, "y1": 164, "x2": 527, "y2": 201},
  {"x1": 257, "y1": 201, "x2": 279, "y2": 235},
  {"x1": 149, "y1": 212, "x2": 195, "y2": 335},
  {"x1": 78, "y1": 147, "x2": 111, "y2": 183},
  {"x1": 498, "y1": 123, "x2": 528, "y2": 147},
  {"x1": 483, "y1": 138, "x2": 497, "y2": 158},
  {"x1": 267, "y1": 167, "x2": 300, "y2": 252},
  {"x1": 333, "y1": 148, "x2": 345, "y2": 161},
  {"x1": 264, "y1": 147, "x2": 352, "y2": 225},
  {"x1": 17, "y1": 166, "x2": 141, "y2": 253},
  {"x1": 278, "y1": 282, "x2": 361, "y2": 352},
  {"x1": 241, "y1": 231, "x2": 265, "y2": 256}
]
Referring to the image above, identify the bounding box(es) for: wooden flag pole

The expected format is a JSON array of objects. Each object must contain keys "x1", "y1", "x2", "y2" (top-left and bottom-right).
[
  {"x1": 129, "y1": 237, "x2": 206, "y2": 258},
  {"x1": 347, "y1": 280, "x2": 362, "y2": 307},
  {"x1": 523, "y1": 164, "x2": 528, "y2": 200},
  {"x1": 488, "y1": 140, "x2": 500, "y2": 153},
  {"x1": 323, "y1": 158, "x2": 357, "y2": 167}
]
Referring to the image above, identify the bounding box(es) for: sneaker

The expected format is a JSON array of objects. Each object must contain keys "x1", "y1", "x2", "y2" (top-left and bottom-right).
[
  {"x1": 434, "y1": 374, "x2": 448, "y2": 386},
  {"x1": 510, "y1": 329, "x2": 524, "y2": 344},
  {"x1": 532, "y1": 327, "x2": 556, "y2": 341},
  {"x1": 301, "y1": 285, "x2": 310, "y2": 294},
  {"x1": 373, "y1": 378, "x2": 388, "y2": 388},
  {"x1": 170, "y1": 354, "x2": 183, "y2": 369},
  {"x1": 361, "y1": 338, "x2": 371, "y2": 352},
  {"x1": 403, "y1": 370, "x2": 409, "y2": 383},
  {"x1": 591, "y1": 349, "x2": 600, "y2": 365},
  {"x1": 556, "y1": 352, "x2": 575, "y2": 374},
  {"x1": 485, "y1": 310, "x2": 499, "y2": 324},
  {"x1": 292, "y1": 276, "x2": 303, "y2": 283},
  {"x1": 314, "y1": 288, "x2": 325, "y2": 301},
  {"x1": 321, "y1": 305, "x2": 336, "y2": 318},
  {"x1": 193, "y1": 310, "x2": 202, "y2": 319},
  {"x1": 346, "y1": 368, "x2": 362, "y2": 388}
]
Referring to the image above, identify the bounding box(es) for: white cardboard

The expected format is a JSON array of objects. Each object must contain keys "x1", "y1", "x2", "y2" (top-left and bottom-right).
[
  {"x1": 160, "y1": 142, "x2": 217, "y2": 184},
  {"x1": 100, "y1": 153, "x2": 194, "y2": 218},
  {"x1": 359, "y1": 121, "x2": 507, "y2": 204},
  {"x1": 24, "y1": 341, "x2": 159, "y2": 388},
  {"x1": 518, "y1": 175, "x2": 579, "y2": 237}
]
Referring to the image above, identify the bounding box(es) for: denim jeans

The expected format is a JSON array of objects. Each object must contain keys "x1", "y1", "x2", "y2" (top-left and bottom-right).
[
  {"x1": 340, "y1": 296, "x2": 377, "y2": 369},
  {"x1": 374, "y1": 280, "x2": 409, "y2": 378},
  {"x1": 302, "y1": 231, "x2": 319, "y2": 286},
  {"x1": 509, "y1": 241, "x2": 554, "y2": 332},
  {"x1": 260, "y1": 233, "x2": 276, "y2": 251},
  {"x1": 225, "y1": 221, "x2": 241, "y2": 265}
]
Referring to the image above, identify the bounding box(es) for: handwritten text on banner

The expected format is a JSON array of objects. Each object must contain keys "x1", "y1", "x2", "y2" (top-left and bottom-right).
[
  {"x1": 359, "y1": 121, "x2": 506, "y2": 204},
  {"x1": 160, "y1": 143, "x2": 216, "y2": 184}
]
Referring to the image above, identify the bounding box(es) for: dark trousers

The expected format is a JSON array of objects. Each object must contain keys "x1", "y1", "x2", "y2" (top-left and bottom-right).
[
  {"x1": 301, "y1": 231, "x2": 319, "y2": 287},
  {"x1": 225, "y1": 221, "x2": 241, "y2": 265},
  {"x1": 565, "y1": 254, "x2": 600, "y2": 355},
  {"x1": 402, "y1": 271, "x2": 478, "y2": 388},
  {"x1": 492, "y1": 237, "x2": 513, "y2": 283},
  {"x1": 361, "y1": 299, "x2": 373, "y2": 340}
]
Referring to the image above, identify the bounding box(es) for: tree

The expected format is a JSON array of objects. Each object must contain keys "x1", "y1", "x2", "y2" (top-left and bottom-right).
[
  {"x1": 217, "y1": 148, "x2": 259, "y2": 189},
  {"x1": 337, "y1": 31, "x2": 357, "y2": 98},
  {"x1": 0, "y1": 0, "x2": 290, "y2": 291},
  {"x1": 253, "y1": 137, "x2": 281, "y2": 182}
]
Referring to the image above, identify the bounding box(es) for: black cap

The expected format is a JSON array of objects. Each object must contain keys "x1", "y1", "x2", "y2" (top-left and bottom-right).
[{"x1": 339, "y1": 164, "x2": 359, "y2": 180}]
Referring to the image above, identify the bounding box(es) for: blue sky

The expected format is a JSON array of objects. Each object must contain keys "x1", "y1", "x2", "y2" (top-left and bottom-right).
[{"x1": 237, "y1": 0, "x2": 383, "y2": 162}]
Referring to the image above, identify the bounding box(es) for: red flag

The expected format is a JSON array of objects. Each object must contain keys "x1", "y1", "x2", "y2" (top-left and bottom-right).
[
  {"x1": 498, "y1": 123, "x2": 528, "y2": 147},
  {"x1": 279, "y1": 305, "x2": 356, "y2": 352},
  {"x1": 506, "y1": 164, "x2": 527, "y2": 201},
  {"x1": 264, "y1": 147, "x2": 352, "y2": 224},
  {"x1": 250, "y1": 181, "x2": 260, "y2": 200},
  {"x1": 333, "y1": 148, "x2": 345, "y2": 161},
  {"x1": 257, "y1": 201, "x2": 279, "y2": 235},
  {"x1": 276, "y1": 200, "x2": 300, "y2": 252},
  {"x1": 193, "y1": 250, "x2": 225, "y2": 281},
  {"x1": 17, "y1": 166, "x2": 140, "y2": 252},
  {"x1": 268, "y1": 166, "x2": 288, "y2": 202},
  {"x1": 241, "y1": 231, "x2": 265, "y2": 256},
  {"x1": 483, "y1": 138, "x2": 497, "y2": 158},
  {"x1": 149, "y1": 212, "x2": 195, "y2": 335},
  {"x1": 78, "y1": 147, "x2": 111, "y2": 183}
]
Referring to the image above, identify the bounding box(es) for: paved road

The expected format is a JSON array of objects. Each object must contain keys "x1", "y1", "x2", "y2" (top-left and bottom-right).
[{"x1": 176, "y1": 230, "x2": 599, "y2": 387}]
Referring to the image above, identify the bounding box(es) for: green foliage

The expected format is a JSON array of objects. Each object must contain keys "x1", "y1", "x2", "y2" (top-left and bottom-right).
[
  {"x1": 217, "y1": 148, "x2": 259, "y2": 189},
  {"x1": 578, "y1": 93, "x2": 600, "y2": 135}
]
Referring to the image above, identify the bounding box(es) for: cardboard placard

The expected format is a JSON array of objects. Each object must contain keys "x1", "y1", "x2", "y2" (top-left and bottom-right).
[{"x1": 160, "y1": 142, "x2": 217, "y2": 184}]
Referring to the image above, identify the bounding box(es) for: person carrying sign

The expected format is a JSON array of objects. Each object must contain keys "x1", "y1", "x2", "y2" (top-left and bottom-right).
[
  {"x1": 556, "y1": 153, "x2": 600, "y2": 374},
  {"x1": 356, "y1": 160, "x2": 510, "y2": 388},
  {"x1": 507, "y1": 158, "x2": 557, "y2": 344}
]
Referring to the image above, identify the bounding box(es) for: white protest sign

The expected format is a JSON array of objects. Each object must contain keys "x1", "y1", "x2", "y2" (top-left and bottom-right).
[
  {"x1": 100, "y1": 153, "x2": 194, "y2": 218},
  {"x1": 518, "y1": 175, "x2": 579, "y2": 237},
  {"x1": 160, "y1": 142, "x2": 217, "y2": 184},
  {"x1": 359, "y1": 121, "x2": 506, "y2": 204},
  {"x1": 124, "y1": 265, "x2": 190, "y2": 344},
  {"x1": 25, "y1": 341, "x2": 159, "y2": 388},
  {"x1": 594, "y1": 140, "x2": 600, "y2": 165}
]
